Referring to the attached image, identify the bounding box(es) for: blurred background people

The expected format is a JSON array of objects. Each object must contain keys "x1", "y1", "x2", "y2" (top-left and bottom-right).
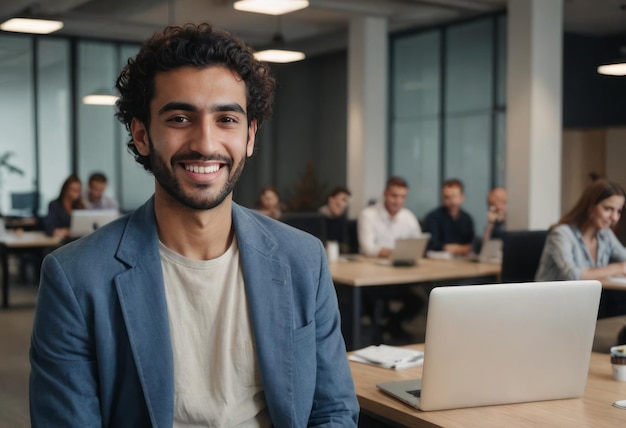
[
  {"x1": 357, "y1": 176, "x2": 423, "y2": 341},
  {"x1": 319, "y1": 186, "x2": 351, "y2": 218},
  {"x1": 482, "y1": 187, "x2": 507, "y2": 245},
  {"x1": 358, "y1": 176, "x2": 421, "y2": 258},
  {"x1": 424, "y1": 178, "x2": 475, "y2": 256},
  {"x1": 43, "y1": 174, "x2": 85, "y2": 238},
  {"x1": 255, "y1": 186, "x2": 284, "y2": 220},
  {"x1": 535, "y1": 179, "x2": 626, "y2": 317},
  {"x1": 82, "y1": 172, "x2": 119, "y2": 211}
]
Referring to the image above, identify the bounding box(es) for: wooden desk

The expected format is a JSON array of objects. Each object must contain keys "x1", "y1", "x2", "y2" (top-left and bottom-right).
[
  {"x1": 350, "y1": 344, "x2": 626, "y2": 427},
  {"x1": 0, "y1": 231, "x2": 61, "y2": 308},
  {"x1": 331, "y1": 258, "x2": 501, "y2": 350}
]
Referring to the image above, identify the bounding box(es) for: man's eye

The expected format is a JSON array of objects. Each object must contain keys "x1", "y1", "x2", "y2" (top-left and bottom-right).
[{"x1": 169, "y1": 116, "x2": 189, "y2": 123}]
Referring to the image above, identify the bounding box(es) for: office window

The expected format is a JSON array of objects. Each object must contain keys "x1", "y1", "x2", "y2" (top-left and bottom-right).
[
  {"x1": 390, "y1": 14, "x2": 506, "y2": 233},
  {"x1": 390, "y1": 31, "x2": 441, "y2": 219},
  {"x1": 38, "y1": 38, "x2": 71, "y2": 214},
  {"x1": 444, "y1": 19, "x2": 493, "y2": 234},
  {"x1": 77, "y1": 41, "x2": 119, "y2": 204},
  {"x1": 0, "y1": 35, "x2": 35, "y2": 215}
]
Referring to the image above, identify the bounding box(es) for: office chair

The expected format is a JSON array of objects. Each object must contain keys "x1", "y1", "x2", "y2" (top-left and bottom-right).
[
  {"x1": 280, "y1": 212, "x2": 327, "y2": 242},
  {"x1": 500, "y1": 230, "x2": 549, "y2": 283}
]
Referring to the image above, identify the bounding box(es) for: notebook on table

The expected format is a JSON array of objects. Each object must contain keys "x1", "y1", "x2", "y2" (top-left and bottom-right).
[
  {"x1": 70, "y1": 209, "x2": 119, "y2": 238},
  {"x1": 377, "y1": 234, "x2": 430, "y2": 267},
  {"x1": 377, "y1": 280, "x2": 601, "y2": 411}
]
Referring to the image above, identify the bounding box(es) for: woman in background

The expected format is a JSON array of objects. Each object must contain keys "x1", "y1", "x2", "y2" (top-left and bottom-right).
[
  {"x1": 535, "y1": 179, "x2": 626, "y2": 316},
  {"x1": 44, "y1": 174, "x2": 85, "y2": 238},
  {"x1": 255, "y1": 186, "x2": 283, "y2": 220}
]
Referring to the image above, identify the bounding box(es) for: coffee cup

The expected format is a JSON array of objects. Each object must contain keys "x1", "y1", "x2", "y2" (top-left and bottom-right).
[
  {"x1": 610, "y1": 345, "x2": 626, "y2": 381},
  {"x1": 325, "y1": 241, "x2": 339, "y2": 263}
]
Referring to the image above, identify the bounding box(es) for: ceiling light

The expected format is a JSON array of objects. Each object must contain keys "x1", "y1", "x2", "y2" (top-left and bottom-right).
[
  {"x1": 0, "y1": 18, "x2": 63, "y2": 34},
  {"x1": 598, "y1": 63, "x2": 626, "y2": 76},
  {"x1": 255, "y1": 49, "x2": 305, "y2": 63},
  {"x1": 82, "y1": 94, "x2": 118, "y2": 106},
  {"x1": 254, "y1": 32, "x2": 305, "y2": 63},
  {"x1": 234, "y1": 0, "x2": 309, "y2": 15}
]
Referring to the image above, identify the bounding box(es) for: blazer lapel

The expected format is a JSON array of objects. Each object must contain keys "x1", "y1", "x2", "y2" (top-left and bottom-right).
[
  {"x1": 233, "y1": 204, "x2": 296, "y2": 424},
  {"x1": 114, "y1": 198, "x2": 174, "y2": 427}
]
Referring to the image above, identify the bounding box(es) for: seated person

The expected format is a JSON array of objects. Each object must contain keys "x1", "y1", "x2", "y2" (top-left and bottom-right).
[
  {"x1": 423, "y1": 178, "x2": 475, "y2": 256},
  {"x1": 319, "y1": 186, "x2": 351, "y2": 218},
  {"x1": 254, "y1": 186, "x2": 284, "y2": 220},
  {"x1": 357, "y1": 176, "x2": 423, "y2": 341},
  {"x1": 482, "y1": 186, "x2": 507, "y2": 245},
  {"x1": 82, "y1": 172, "x2": 119, "y2": 210},
  {"x1": 358, "y1": 177, "x2": 421, "y2": 258},
  {"x1": 535, "y1": 179, "x2": 626, "y2": 317},
  {"x1": 43, "y1": 174, "x2": 85, "y2": 238},
  {"x1": 320, "y1": 186, "x2": 352, "y2": 250}
]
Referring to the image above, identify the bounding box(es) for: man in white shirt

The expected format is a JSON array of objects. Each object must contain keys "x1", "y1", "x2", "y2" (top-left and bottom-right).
[
  {"x1": 82, "y1": 172, "x2": 119, "y2": 211},
  {"x1": 358, "y1": 176, "x2": 422, "y2": 257},
  {"x1": 357, "y1": 176, "x2": 423, "y2": 341}
]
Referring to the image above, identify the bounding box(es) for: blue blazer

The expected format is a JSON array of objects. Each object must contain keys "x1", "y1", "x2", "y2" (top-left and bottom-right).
[{"x1": 30, "y1": 198, "x2": 359, "y2": 427}]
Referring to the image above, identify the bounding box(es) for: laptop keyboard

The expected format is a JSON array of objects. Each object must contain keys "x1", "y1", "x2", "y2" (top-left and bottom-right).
[{"x1": 407, "y1": 389, "x2": 421, "y2": 398}]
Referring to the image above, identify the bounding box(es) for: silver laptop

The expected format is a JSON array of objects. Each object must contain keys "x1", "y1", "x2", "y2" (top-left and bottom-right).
[
  {"x1": 70, "y1": 209, "x2": 119, "y2": 238},
  {"x1": 377, "y1": 280, "x2": 601, "y2": 411},
  {"x1": 467, "y1": 239, "x2": 503, "y2": 263},
  {"x1": 378, "y1": 234, "x2": 430, "y2": 267}
]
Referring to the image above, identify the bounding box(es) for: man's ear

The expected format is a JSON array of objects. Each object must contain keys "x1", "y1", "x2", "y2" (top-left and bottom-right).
[
  {"x1": 246, "y1": 120, "x2": 258, "y2": 158},
  {"x1": 131, "y1": 118, "x2": 150, "y2": 156}
]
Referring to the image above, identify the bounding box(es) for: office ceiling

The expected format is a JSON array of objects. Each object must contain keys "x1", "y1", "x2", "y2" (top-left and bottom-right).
[{"x1": 1, "y1": 0, "x2": 626, "y2": 52}]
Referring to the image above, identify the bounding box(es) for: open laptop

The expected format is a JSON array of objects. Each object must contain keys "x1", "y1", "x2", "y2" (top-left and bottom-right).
[
  {"x1": 377, "y1": 280, "x2": 601, "y2": 411},
  {"x1": 377, "y1": 234, "x2": 430, "y2": 267},
  {"x1": 467, "y1": 238, "x2": 503, "y2": 263},
  {"x1": 70, "y1": 209, "x2": 119, "y2": 238}
]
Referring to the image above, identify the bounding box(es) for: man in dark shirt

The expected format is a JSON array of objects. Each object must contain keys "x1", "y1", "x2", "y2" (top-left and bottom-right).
[{"x1": 424, "y1": 178, "x2": 475, "y2": 255}]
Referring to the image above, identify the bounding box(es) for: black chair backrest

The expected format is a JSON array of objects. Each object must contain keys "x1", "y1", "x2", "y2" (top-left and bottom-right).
[
  {"x1": 501, "y1": 230, "x2": 549, "y2": 283},
  {"x1": 280, "y1": 212, "x2": 327, "y2": 241}
]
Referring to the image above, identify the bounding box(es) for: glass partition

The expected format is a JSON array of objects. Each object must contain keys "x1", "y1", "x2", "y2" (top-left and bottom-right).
[{"x1": 0, "y1": 35, "x2": 35, "y2": 216}]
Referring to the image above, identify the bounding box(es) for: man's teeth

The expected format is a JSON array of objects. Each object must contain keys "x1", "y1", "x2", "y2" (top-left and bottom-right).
[{"x1": 185, "y1": 164, "x2": 220, "y2": 174}]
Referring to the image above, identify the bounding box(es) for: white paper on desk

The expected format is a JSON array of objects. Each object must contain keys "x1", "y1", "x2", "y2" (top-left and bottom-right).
[{"x1": 349, "y1": 344, "x2": 424, "y2": 370}]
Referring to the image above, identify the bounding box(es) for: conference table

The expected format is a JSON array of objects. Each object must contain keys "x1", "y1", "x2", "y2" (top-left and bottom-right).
[
  {"x1": 349, "y1": 343, "x2": 626, "y2": 427},
  {"x1": 0, "y1": 230, "x2": 61, "y2": 308},
  {"x1": 330, "y1": 257, "x2": 501, "y2": 350}
]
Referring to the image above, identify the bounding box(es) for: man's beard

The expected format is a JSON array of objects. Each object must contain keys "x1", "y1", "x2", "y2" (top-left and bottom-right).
[{"x1": 148, "y1": 137, "x2": 246, "y2": 210}]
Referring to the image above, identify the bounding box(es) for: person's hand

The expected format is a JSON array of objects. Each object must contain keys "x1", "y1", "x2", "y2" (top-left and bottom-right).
[
  {"x1": 53, "y1": 227, "x2": 70, "y2": 239},
  {"x1": 487, "y1": 205, "x2": 499, "y2": 224},
  {"x1": 378, "y1": 247, "x2": 393, "y2": 258}
]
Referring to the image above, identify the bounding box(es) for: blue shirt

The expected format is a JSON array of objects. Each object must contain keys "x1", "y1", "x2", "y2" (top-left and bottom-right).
[
  {"x1": 423, "y1": 206, "x2": 475, "y2": 251},
  {"x1": 535, "y1": 224, "x2": 626, "y2": 281}
]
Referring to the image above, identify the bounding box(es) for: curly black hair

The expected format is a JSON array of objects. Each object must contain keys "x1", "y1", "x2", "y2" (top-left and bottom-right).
[{"x1": 115, "y1": 23, "x2": 276, "y2": 171}]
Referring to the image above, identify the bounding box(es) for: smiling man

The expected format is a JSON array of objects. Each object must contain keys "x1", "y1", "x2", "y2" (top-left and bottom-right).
[{"x1": 29, "y1": 24, "x2": 358, "y2": 427}]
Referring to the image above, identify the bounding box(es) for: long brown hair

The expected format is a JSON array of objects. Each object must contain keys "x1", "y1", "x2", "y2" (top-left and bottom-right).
[
  {"x1": 558, "y1": 179, "x2": 626, "y2": 229},
  {"x1": 57, "y1": 174, "x2": 85, "y2": 210}
]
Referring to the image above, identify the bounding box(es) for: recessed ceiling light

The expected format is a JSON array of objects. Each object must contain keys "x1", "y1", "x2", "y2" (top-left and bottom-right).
[
  {"x1": 234, "y1": 0, "x2": 309, "y2": 15},
  {"x1": 82, "y1": 94, "x2": 119, "y2": 106},
  {"x1": 0, "y1": 18, "x2": 64, "y2": 35},
  {"x1": 597, "y1": 63, "x2": 626, "y2": 76},
  {"x1": 254, "y1": 49, "x2": 305, "y2": 63}
]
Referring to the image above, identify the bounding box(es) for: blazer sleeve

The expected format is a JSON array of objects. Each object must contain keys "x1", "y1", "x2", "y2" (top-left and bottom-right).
[
  {"x1": 29, "y1": 254, "x2": 102, "y2": 426},
  {"x1": 308, "y1": 241, "x2": 360, "y2": 426}
]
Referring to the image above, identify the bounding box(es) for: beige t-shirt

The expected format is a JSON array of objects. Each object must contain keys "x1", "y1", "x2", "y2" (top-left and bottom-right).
[{"x1": 160, "y1": 238, "x2": 270, "y2": 427}]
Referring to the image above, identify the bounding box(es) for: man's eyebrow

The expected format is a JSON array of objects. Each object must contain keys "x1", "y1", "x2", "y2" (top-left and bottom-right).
[
  {"x1": 212, "y1": 103, "x2": 246, "y2": 115},
  {"x1": 158, "y1": 102, "x2": 197, "y2": 115},
  {"x1": 157, "y1": 102, "x2": 246, "y2": 115}
]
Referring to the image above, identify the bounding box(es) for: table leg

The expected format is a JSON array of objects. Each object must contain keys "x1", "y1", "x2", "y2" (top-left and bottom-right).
[{"x1": 1, "y1": 244, "x2": 8, "y2": 308}]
